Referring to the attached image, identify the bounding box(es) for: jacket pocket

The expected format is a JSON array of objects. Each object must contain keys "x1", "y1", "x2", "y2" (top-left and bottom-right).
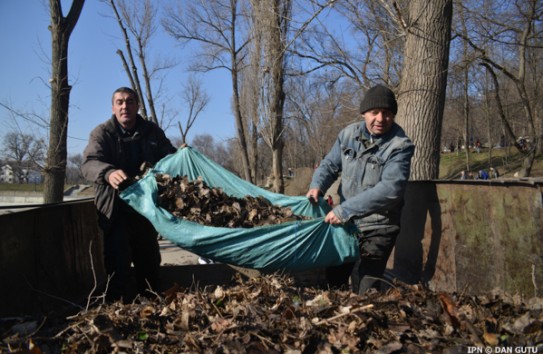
[
  {"x1": 361, "y1": 155, "x2": 384, "y2": 189},
  {"x1": 340, "y1": 146, "x2": 363, "y2": 192}
]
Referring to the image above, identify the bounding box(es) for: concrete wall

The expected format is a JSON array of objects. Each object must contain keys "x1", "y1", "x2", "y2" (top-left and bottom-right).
[
  {"x1": 0, "y1": 200, "x2": 106, "y2": 317},
  {"x1": 0, "y1": 200, "x2": 244, "y2": 317},
  {"x1": 0, "y1": 191, "x2": 83, "y2": 205},
  {"x1": 1, "y1": 180, "x2": 542, "y2": 316},
  {"x1": 393, "y1": 180, "x2": 543, "y2": 297}
]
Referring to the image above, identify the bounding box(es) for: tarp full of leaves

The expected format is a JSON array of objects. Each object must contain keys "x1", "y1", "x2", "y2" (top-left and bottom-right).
[
  {"x1": 120, "y1": 147, "x2": 359, "y2": 271},
  {"x1": 154, "y1": 174, "x2": 309, "y2": 228}
]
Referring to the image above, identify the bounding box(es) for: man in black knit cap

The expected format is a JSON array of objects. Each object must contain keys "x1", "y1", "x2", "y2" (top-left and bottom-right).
[{"x1": 306, "y1": 85, "x2": 415, "y2": 294}]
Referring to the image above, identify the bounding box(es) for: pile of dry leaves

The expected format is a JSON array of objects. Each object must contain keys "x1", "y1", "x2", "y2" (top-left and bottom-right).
[
  {"x1": 3, "y1": 274, "x2": 542, "y2": 353},
  {"x1": 156, "y1": 174, "x2": 307, "y2": 228}
]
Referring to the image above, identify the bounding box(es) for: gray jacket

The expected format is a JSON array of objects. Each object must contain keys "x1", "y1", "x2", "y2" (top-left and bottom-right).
[
  {"x1": 310, "y1": 121, "x2": 414, "y2": 231},
  {"x1": 81, "y1": 115, "x2": 176, "y2": 226}
]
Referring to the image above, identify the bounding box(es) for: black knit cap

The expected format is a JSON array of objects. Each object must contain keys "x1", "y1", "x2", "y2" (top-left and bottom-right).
[{"x1": 359, "y1": 85, "x2": 397, "y2": 115}]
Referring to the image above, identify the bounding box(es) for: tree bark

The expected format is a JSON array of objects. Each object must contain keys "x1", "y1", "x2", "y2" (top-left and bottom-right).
[
  {"x1": 229, "y1": 0, "x2": 253, "y2": 183},
  {"x1": 268, "y1": 0, "x2": 289, "y2": 194},
  {"x1": 231, "y1": 48, "x2": 253, "y2": 183},
  {"x1": 459, "y1": 4, "x2": 471, "y2": 174},
  {"x1": 45, "y1": 0, "x2": 85, "y2": 203},
  {"x1": 247, "y1": 7, "x2": 262, "y2": 184},
  {"x1": 396, "y1": 0, "x2": 453, "y2": 180},
  {"x1": 255, "y1": 0, "x2": 290, "y2": 193}
]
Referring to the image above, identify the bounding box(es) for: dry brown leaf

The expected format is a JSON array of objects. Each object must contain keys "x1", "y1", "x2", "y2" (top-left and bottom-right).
[
  {"x1": 139, "y1": 306, "x2": 154, "y2": 318},
  {"x1": 155, "y1": 174, "x2": 308, "y2": 228},
  {"x1": 438, "y1": 292, "x2": 461, "y2": 328},
  {"x1": 4, "y1": 275, "x2": 542, "y2": 353}
]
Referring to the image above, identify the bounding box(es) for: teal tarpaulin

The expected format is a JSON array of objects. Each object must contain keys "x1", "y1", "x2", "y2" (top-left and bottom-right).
[{"x1": 120, "y1": 147, "x2": 359, "y2": 271}]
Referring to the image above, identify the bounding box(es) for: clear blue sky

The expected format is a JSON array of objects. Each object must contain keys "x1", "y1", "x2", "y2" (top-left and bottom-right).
[{"x1": 0, "y1": 1, "x2": 235, "y2": 156}]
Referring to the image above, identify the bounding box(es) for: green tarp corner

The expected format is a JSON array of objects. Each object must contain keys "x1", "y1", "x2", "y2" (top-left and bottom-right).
[{"x1": 120, "y1": 147, "x2": 359, "y2": 271}]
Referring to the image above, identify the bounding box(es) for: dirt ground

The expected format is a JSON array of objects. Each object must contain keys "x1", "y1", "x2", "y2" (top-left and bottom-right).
[
  {"x1": 159, "y1": 239, "x2": 200, "y2": 265},
  {"x1": 284, "y1": 167, "x2": 314, "y2": 196}
]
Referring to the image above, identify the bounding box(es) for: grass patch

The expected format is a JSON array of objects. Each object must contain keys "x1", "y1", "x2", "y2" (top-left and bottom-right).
[
  {"x1": 0, "y1": 183, "x2": 44, "y2": 192},
  {"x1": 439, "y1": 147, "x2": 543, "y2": 179}
]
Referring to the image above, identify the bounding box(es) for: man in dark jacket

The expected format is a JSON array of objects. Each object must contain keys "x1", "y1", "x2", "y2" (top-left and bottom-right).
[{"x1": 81, "y1": 87, "x2": 176, "y2": 300}]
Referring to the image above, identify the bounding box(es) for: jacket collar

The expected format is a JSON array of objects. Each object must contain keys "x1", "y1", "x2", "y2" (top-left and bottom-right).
[
  {"x1": 359, "y1": 122, "x2": 399, "y2": 144},
  {"x1": 107, "y1": 114, "x2": 148, "y2": 136}
]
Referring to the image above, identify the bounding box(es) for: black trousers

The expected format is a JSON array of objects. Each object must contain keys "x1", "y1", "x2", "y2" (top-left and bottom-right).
[
  {"x1": 102, "y1": 206, "x2": 161, "y2": 300},
  {"x1": 326, "y1": 226, "x2": 400, "y2": 295}
]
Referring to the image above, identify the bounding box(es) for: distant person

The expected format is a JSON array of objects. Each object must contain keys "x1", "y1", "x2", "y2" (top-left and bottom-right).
[
  {"x1": 475, "y1": 139, "x2": 482, "y2": 153},
  {"x1": 459, "y1": 170, "x2": 466, "y2": 180},
  {"x1": 81, "y1": 87, "x2": 177, "y2": 301},
  {"x1": 489, "y1": 167, "x2": 499, "y2": 179},
  {"x1": 306, "y1": 85, "x2": 415, "y2": 294},
  {"x1": 288, "y1": 168, "x2": 294, "y2": 178},
  {"x1": 478, "y1": 169, "x2": 489, "y2": 180},
  {"x1": 518, "y1": 137, "x2": 527, "y2": 151}
]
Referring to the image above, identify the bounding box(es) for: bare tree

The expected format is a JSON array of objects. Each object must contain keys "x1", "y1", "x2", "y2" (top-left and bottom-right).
[
  {"x1": 163, "y1": 0, "x2": 254, "y2": 183},
  {"x1": 396, "y1": 0, "x2": 453, "y2": 180},
  {"x1": 285, "y1": 75, "x2": 354, "y2": 169},
  {"x1": 459, "y1": 3, "x2": 472, "y2": 174},
  {"x1": 290, "y1": 1, "x2": 453, "y2": 179},
  {"x1": 108, "y1": 0, "x2": 148, "y2": 118},
  {"x1": 240, "y1": 7, "x2": 262, "y2": 183},
  {"x1": 291, "y1": 0, "x2": 403, "y2": 88},
  {"x1": 2, "y1": 132, "x2": 46, "y2": 183},
  {"x1": 45, "y1": 0, "x2": 85, "y2": 203},
  {"x1": 190, "y1": 134, "x2": 235, "y2": 171},
  {"x1": 0, "y1": 102, "x2": 50, "y2": 131},
  {"x1": 67, "y1": 153, "x2": 84, "y2": 184},
  {"x1": 456, "y1": 0, "x2": 543, "y2": 177},
  {"x1": 250, "y1": 0, "x2": 292, "y2": 193},
  {"x1": 107, "y1": 0, "x2": 175, "y2": 126},
  {"x1": 178, "y1": 76, "x2": 210, "y2": 144}
]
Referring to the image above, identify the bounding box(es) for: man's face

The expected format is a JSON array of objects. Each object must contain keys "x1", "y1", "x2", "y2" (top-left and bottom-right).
[
  {"x1": 112, "y1": 92, "x2": 138, "y2": 129},
  {"x1": 363, "y1": 108, "x2": 395, "y2": 136}
]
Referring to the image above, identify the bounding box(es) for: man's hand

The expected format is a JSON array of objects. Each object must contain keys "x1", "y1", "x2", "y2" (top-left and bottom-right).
[
  {"x1": 108, "y1": 169, "x2": 128, "y2": 190},
  {"x1": 324, "y1": 210, "x2": 342, "y2": 225},
  {"x1": 306, "y1": 188, "x2": 321, "y2": 204}
]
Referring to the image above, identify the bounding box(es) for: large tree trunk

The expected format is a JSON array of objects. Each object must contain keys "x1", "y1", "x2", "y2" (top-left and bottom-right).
[
  {"x1": 255, "y1": 0, "x2": 290, "y2": 193},
  {"x1": 231, "y1": 61, "x2": 253, "y2": 183},
  {"x1": 268, "y1": 0, "x2": 289, "y2": 194},
  {"x1": 396, "y1": 0, "x2": 453, "y2": 180},
  {"x1": 462, "y1": 71, "x2": 471, "y2": 173},
  {"x1": 44, "y1": 0, "x2": 85, "y2": 203},
  {"x1": 459, "y1": 3, "x2": 471, "y2": 174},
  {"x1": 230, "y1": 0, "x2": 253, "y2": 183},
  {"x1": 248, "y1": 13, "x2": 262, "y2": 185}
]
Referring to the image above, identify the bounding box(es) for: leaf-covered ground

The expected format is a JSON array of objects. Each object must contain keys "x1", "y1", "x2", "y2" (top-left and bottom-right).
[{"x1": 2, "y1": 274, "x2": 542, "y2": 353}]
